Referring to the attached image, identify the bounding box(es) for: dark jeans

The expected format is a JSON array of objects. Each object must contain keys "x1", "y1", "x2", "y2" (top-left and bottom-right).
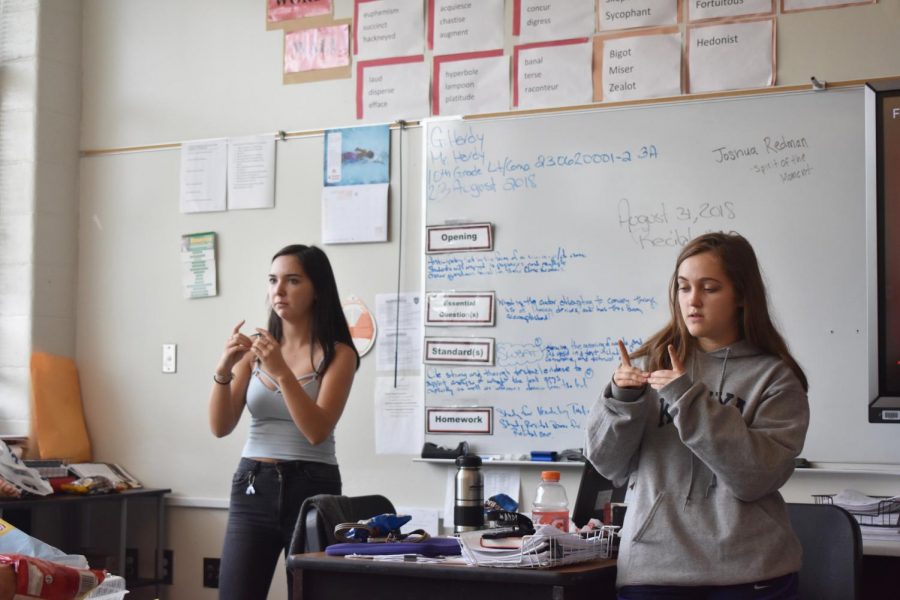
[
  {"x1": 218, "y1": 457, "x2": 342, "y2": 600},
  {"x1": 618, "y1": 572, "x2": 799, "y2": 600}
]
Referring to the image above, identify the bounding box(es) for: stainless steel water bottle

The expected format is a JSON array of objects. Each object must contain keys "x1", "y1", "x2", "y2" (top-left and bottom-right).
[{"x1": 454, "y1": 454, "x2": 484, "y2": 533}]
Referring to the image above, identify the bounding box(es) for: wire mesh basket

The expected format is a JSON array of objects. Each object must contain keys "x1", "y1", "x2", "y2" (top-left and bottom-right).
[
  {"x1": 813, "y1": 494, "x2": 900, "y2": 527},
  {"x1": 458, "y1": 525, "x2": 619, "y2": 569}
]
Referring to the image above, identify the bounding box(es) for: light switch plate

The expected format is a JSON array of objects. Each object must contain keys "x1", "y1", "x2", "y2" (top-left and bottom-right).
[{"x1": 162, "y1": 344, "x2": 177, "y2": 373}]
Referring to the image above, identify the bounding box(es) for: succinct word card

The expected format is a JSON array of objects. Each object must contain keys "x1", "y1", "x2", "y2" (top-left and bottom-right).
[
  {"x1": 688, "y1": 18, "x2": 774, "y2": 94},
  {"x1": 598, "y1": 0, "x2": 680, "y2": 32},
  {"x1": 595, "y1": 29, "x2": 681, "y2": 102},
  {"x1": 430, "y1": 0, "x2": 505, "y2": 55},
  {"x1": 355, "y1": 0, "x2": 425, "y2": 60},
  {"x1": 515, "y1": 0, "x2": 595, "y2": 43},
  {"x1": 433, "y1": 51, "x2": 509, "y2": 116},
  {"x1": 514, "y1": 38, "x2": 593, "y2": 109},
  {"x1": 357, "y1": 56, "x2": 429, "y2": 121},
  {"x1": 689, "y1": 0, "x2": 774, "y2": 22}
]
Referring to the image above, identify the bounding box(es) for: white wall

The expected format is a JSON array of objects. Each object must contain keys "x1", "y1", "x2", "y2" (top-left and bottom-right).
[{"x1": 68, "y1": 1, "x2": 900, "y2": 599}]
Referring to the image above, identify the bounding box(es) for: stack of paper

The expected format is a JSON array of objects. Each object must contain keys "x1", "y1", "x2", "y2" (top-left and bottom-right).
[
  {"x1": 458, "y1": 525, "x2": 612, "y2": 568},
  {"x1": 859, "y1": 525, "x2": 900, "y2": 541},
  {"x1": 69, "y1": 463, "x2": 142, "y2": 489},
  {"x1": 830, "y1": 489, "x2": 900, "y2": 531},
  {"x1": 831, "y1": 489, "x2": 900, "y2": 514}
]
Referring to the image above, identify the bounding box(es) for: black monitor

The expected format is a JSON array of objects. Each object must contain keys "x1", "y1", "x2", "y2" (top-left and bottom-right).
[
  {"x1": 571, "y1": 460, "x2": 626, "y2": 528},
  {"x1": 869, "y1": 80, "x2": 900, "y2": 422}
]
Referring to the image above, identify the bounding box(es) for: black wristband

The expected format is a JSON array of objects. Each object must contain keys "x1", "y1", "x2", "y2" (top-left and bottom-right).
[{"x1": 213, "y1": 372, "x2": 234, "y2": 385}]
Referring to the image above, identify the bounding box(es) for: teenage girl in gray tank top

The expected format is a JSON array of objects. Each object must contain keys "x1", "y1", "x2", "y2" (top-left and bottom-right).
[{"x1": 208, "y1": 244, "x2": 359, "y2": 600}]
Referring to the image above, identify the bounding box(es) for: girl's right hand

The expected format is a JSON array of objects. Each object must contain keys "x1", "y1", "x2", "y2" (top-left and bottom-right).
[
  {"x1": 216, "y1": 320, "x2": 253, "y2": 373},
  {"x1": 613, "y1": 339, "x2": 649, "y2": 389}
]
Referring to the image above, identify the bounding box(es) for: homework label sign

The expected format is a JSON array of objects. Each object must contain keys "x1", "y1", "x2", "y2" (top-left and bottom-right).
[{"x1": 427, "y1": 408, "x2": 493, "y2": 434}]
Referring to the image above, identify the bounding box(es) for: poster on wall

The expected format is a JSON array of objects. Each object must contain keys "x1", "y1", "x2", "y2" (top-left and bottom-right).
[
  {"x1": 687, "y1": 18, "x2": 775, "y2": 94},
  {"x1": 782, "y1": 0, "x2": 874, "y2": 13},
  {"x1": 343, "y1": 295, "x2": 377, "y2": 357},
  {"x1": 430, "y1": 0, "x2": 505, "y2": 56},
  {"x1": 324, "y1": 125, "x2": 390, "y2": 186},
  {"x1": 322, "y1": 124, "x2": 390, "y2": 243},
  {"x1": 267, "y1": 0, "x2": 333, "y2": 30},
  {"x1": 374, "y1": 375, "x2": 424, "y2": 454},
  {"x1": 597, "y1": 0, "x2": 680, "y2": 32},
  {"x1": 179, "y1": 139, "x2": 227, "y2": 213},
  {"x1": 513, "y1": 38, "x2": 593, "y2": 109},
  {"x1": 321, "y1": 183, "x2": 389, "y2": 243},
  {"x1": 284, "y1": 24, "x2": 351, "y2": 74},
  {"x1": 514, "y1": 0, "x2": 595, "y2": 43},
  {"x1": 181, "y1": 232, "x2": 217, "y2": 299},
  {"x1": 593, "y1": 29, "x2": 682, "y2": 102},
  {"x1": 689, "y1": 0, "x2": 774, "y2": 22},
  {"x1": 432, "y1": 51, "x2": 509, "y2": 116},
  {"x1": 355, "y1": 0, "x2": 425, "y2": 60},
  {"x1": 356, "y1": 56, "x2": 430, "y2": 121},
  {"x1": 227, "y1": 135, "x2": 276, "y2": 210}
]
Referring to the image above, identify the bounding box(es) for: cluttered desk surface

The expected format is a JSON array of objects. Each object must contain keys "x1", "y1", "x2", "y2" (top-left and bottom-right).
[
  {"x1": 0, "y1": 487, "x2": 170, "y2": 509},
  {"x1": 288, "y1": 551, "x2": 615, "y2": 577},
  {"x1": 288, "y1": 552, "x2": 617, "y2": 600}
]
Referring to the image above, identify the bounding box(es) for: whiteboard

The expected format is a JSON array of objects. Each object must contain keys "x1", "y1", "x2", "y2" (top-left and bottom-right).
[{"x1": 422, "y1": 87, "x2": 894, "y2": 463}]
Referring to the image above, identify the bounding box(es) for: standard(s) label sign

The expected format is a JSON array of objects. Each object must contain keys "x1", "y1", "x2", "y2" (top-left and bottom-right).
[{"x1": 424, "y1": 337, "x2": 495, "y2": 365}]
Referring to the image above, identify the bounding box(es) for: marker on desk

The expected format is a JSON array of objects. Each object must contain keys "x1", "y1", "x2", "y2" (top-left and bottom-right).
[
  {"x1": 530, "y1": 451, "x2": 558, "y2": 462},
  {"x1": 479, "y1": 454, "x2": 502, "y2": 462}
]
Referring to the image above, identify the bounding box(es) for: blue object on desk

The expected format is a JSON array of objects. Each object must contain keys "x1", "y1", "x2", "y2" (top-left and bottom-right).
[
  {"x1": 325, "y1": 537, "x2": 462, "y2": 557},
  {"x1": 488, "y1": 493, "x2": 518, "y2": 512},
  {"x1": 530, "y1": 451, "x2": 557, "y2": 462}
]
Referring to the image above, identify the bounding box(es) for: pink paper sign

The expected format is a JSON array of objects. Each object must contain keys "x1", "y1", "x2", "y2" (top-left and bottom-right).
[
  {"x1": 268, "y1": 0, "x2": 332, "y2": 23},
  {"x1": 284, "y1": 24, "x2": 351, "y2": 73}
]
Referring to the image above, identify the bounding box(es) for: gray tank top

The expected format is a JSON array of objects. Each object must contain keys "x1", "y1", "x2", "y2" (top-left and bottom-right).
[{"x1": 241, "y1": 360, "x2": 337, "y2": 464}]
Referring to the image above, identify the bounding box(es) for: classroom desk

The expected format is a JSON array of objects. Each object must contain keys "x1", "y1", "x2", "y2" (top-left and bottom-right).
[
  {"x1": 0, "y1": 488, "x2": 170, "y2": 596},
  {"x1": 287, "y1": 552, "x2": 617, "y2": 600}
]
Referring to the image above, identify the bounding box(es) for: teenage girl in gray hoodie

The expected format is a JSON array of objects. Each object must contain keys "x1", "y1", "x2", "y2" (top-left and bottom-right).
[{"x1": 585, "y1": 232, "x2": 809, "y2": 599}]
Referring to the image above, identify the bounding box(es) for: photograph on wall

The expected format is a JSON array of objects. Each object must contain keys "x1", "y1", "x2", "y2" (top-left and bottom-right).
[{"x1": 324, "y1": 124, "x2": 390, "y2": 186}]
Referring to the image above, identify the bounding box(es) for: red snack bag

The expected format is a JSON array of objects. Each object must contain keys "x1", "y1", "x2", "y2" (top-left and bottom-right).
[{"x1": 0, "y1": 554, "x2": 105, "y2": 600}]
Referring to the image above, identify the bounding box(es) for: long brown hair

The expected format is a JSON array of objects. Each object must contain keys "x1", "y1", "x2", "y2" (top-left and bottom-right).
[
  {"x1": 267, "y1": 245, "x2": 360, "y2": 375},
  {"x1": 631, "y1": 232, "x2": 808, "y2": 391}
]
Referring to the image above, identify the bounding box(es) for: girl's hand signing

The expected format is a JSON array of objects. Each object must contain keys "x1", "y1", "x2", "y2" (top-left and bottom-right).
[
  {"x1": 648, "y1": 345, "x2": 685, "y2": 390},
  {"x1": 613, "y1": 340, "x2": 649, "y2": 389},
  {"x1": 218, "y1": 320, "x2": 253, "y2": 373},
  {"x1": 251, "y1": 328, "x2": 291, "y2": 379}
]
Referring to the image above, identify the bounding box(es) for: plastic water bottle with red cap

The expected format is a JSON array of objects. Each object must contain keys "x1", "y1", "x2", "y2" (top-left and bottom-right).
[{"x1": 531, "y1": 470, "x2": 570, "y2": 532}]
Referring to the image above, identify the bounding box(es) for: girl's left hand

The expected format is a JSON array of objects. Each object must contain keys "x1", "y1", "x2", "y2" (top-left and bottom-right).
[
  {"x1": 251, "y1": 328, "x2": 291, "y2": 378},
  {"x1": 648, "y1": 345, "x2": 685, "y2": 390}
]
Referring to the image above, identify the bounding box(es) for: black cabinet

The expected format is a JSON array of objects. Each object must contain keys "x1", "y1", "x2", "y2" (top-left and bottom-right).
[{"x1": 0, "y1": 488, "x2": 170, "y2": 597}]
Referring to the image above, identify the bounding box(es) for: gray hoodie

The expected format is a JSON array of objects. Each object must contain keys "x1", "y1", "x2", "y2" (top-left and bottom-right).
[{"x1": 584, "y1": 340, "x2": 809, "y2": 588}]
